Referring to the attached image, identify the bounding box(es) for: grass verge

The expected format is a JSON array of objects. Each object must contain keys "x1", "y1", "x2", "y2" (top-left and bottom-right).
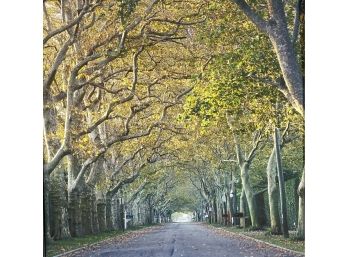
[
  {"x1": 209, "y1": 223, "x2": 305, "y2": 253},
  {"x1": 45, "y1": 224, "x2": 155, "y2": 257}
]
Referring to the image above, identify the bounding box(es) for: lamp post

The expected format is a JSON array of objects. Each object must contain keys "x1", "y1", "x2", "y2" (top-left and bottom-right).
[
  {"x1": 221, "y1": 158, "x2": 238, "y2": 226},
  {"x1": 230, "y1": 190, "x2": 234, "y2": 225},
  {"x1": 208, "y1": 205, "x2": 212, "y2": 224}
]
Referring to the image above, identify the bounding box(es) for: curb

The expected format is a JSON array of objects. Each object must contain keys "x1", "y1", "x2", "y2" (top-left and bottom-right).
[{"x1": 212, "y1": 226, "x2": 305, "y2": 256}]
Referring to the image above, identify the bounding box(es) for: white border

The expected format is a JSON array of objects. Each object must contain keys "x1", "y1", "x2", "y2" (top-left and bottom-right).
[
  {"x1": 306, "y1": 0, "x2": 348, "y2": 256},
  {"x1": 1, "y1": 1, "x2": 347, "y2": 256},
  {"x1": 1, "y1": 1, "x2": 42, "y2": 256}
]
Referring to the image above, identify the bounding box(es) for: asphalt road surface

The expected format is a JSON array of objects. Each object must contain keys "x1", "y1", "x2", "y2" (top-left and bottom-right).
[{"x1": 71, "y1": 223, "x2": 303, "y2": 257}]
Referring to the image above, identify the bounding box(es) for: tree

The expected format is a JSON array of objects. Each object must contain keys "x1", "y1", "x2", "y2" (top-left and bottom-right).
[
  {"x1": 231, "y1": 0, "x2": 304, "y2": 117},
  {"x1": 44, "y1": 0, "x2": 206, "y2": 240},
  {"x1": 228, "y1": 1, "x2": 305, "y2": 236},
  {"x1": 43, "y1": 0, "x2": 306, "y2": 245}
]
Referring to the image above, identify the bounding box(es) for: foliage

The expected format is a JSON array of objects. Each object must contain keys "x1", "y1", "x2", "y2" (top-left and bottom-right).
[{"x1": 43, "y1": 0, "x2": 305, "y2": 243}]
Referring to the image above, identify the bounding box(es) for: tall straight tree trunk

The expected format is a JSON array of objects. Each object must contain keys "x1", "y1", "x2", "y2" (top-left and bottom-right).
[
  {"x1": 91, "y1": 191, "x2": 99, "y2": 234},
  {"x1": 239, "y1": 189, "x2": 246, "y2": 228},
  {"x1": 267, "y1": 148, "x2": 281, "y2": 234},
  {"x1": 115, "y1": 198, "x2": 122, "y2": 229},
  {"x1": 67, "y1": 155, "x2": 83, "y2": 237},
  {"x1": 44, "y1": 171, "x2": 52, "y2": 242},
  {"x1": 147, "y1": 197, "x2": 153, "y2": 225},
  {"x1": 296, "y1": 170, "x2": 305, "y2": 239},
  {"x1": 80, "y1": 185, "x2": 93, "y2": 235},
  {"x1": 97, "y1": 200, "x2": 107, "y2": 232},
  {"x1": 137, "y1": 205, "x2": 141, "y2": 225},
  {"x1": 50, "y1": 169, "x2": 71, "y2": 240},
  {"x1": 213, "y1": 197, "x2": 218, "y2": 223},
  {"x1": 112, "y1": 197, "x2": 119, "y2": 227},
  {"x1": 240, "y1": 163, "x2": 260, "y2": 228},
  {"x1": 68, "y1": 188, "x2": 83, "y2": 237},
  {"x1": 274, "y1": 128, "x2": 289, "y2": 238},
  {"x1": 105, "y1": 194, "x2": 114, "y2": 230}
]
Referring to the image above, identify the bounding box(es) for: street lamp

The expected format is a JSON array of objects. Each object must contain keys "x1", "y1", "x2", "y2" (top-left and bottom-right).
[{"x1": 229, "y1": 189, "x2": 235, "y2": 225}]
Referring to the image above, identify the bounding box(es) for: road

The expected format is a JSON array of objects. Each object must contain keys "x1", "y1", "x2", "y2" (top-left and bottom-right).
[{"x1": 68, "y1": 223, "x2": 304, "y2": 257}]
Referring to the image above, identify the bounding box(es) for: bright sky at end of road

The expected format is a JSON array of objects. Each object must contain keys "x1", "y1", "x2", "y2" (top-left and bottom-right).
[{"x1": 171, "y1": 212, "x2": 193, "y2": 223}]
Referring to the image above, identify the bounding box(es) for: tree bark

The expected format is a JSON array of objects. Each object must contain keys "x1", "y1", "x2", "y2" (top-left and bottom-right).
[
  {"x1": 68, "y1": 188, "x2": 83, "y2": 237},
  {"x1": 239, "y1": 188, "x2": 246, "y2": 228},
  {"x1": 114, "y1": 198, "x2": 123, "y2": 229},
  {"x1": 267, "y1": 147, "x2": 281, "y2": 234},
  {"x1": 97, "y1": 201, "x2": 107, "y2": 232},
  {"x1": 105, "y1": 194, "x2": 114, "y2": 230},
  {"x1": 80, "y1": 185, "x2": 93, "y2": 235},
  {"x1": 91, "y1": 191, "x2": 100, "y2": 234},
  {"x1": 44, "y1": 170, "x2": 53, "y2": 242},
  {"x1": 269, "y1": 25, "x2": 304, "y2": 116},
  {"x1": 50, "y1": 169, "x2": 71, "y2": 240},
  {"x1": 147, "y1": 197, "x2": 154, "y2": 225},
  {"x1": 67, "y1": 155, "x2": 83, "y2": 237},
  {"x1": 240, "y1": 162, "x2": 260, "y2": 228},
  {"x1": 296, "y1": 169, "x2": 305, "y2": 239},
  {"x1": 274, "y1": 128, "x2": 289, "y2": 238},
  {"x1": 213, "y1": 197, "x2": 218, "y2": 223}
]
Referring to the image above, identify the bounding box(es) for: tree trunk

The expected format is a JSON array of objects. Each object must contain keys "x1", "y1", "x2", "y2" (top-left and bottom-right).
[
  {"x1": 137, "y1": 205, "x2": 142, "y2": 225},
  {"x1": 147, "y1": 197, "x2": 154, "y2": 225},
  {"x1": 274, "y1": 128, "x2": 289, "y2": 238},
  {"x1": 115, "y1": 198, "x2": 123, "y2": 229},
  {"x1": 296, "y1": 170, "x2": 305, "y2": 239},
  {"x1": 240, "y1": 163, "x2": 260, "y2": 228},
  {"x1": 68, "y1": 188, "x2": 83, "y2": 237},
  {"x1": 231, "y1": 173, "x2": 237, "y2": 225},
  {"x1": 67, "y1": 154, "x2": 83, "y2": 237},
  {"x1": 267, "y1": 147, "x2": 281, "y2": 234},
  {"x1": 44, "y1": 170, "x2": 53, "y2": 242},
  {"x1": 269, "y1": 25, "x2": 304, "y2": 116},
  {"x1": 91, "y1": 191, "x2": 99, "y2": 234},
  {"x1": 105, "y1": 194, "x2": 114, "y2": 230},
  {"x1": 80, "y1": 185, "x2": 93, "y2": 235},
  {"x1": 97, "y1": 201, "x2": 107, "y2": 232},
  {"x1": 213, "y1": 197, "x2": 218, "y2": 223},
  {"x1": 50, "y1": 169, "x2": 71, "y2": 240},
  {"x1": 239, "y1": 188, "x2": 246, "y2": 228}
]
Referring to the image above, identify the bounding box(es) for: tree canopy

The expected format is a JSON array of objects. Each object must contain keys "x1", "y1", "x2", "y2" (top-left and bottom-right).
[{"x1": 43, "y1": 0, "x2": 305, "y2": 243}]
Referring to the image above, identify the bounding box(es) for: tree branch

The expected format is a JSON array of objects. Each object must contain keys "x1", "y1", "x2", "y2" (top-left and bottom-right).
[
  {"x1": 128, "y1": 180, "x2": 149, "y2": 203},
  {"x1": 111, "y1": 147, "x2": 144, "y2": 180},
  {"x1": 70, "y1": 149, "x2": 105, "y2": 191},
  {"x1": 43, "y1": 145, "x2": 71, "y2": 175},
  {"x1": 43, "y1": 1, "x2": 99, "y2": 44},
  {"x1": 108, "y1": 164, "x2": 145, "y2": 197},
  {"x1": 43, "y1": 37, "x2": 73, "y2": 92},
  {"x1": 246, "y1": 129, "x2": 265, "y2": 162},
  {"x1": 232, "y1": 0, "x2": 269, "y2": 33}
]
